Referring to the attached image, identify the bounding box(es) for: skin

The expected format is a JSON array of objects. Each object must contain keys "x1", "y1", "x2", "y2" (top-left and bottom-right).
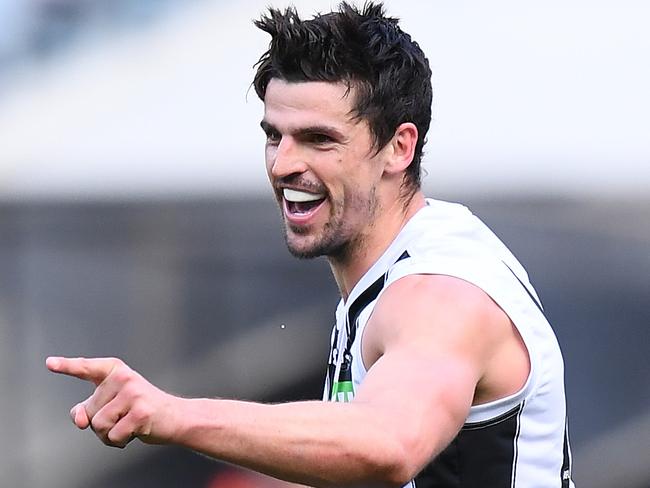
[{"x1": 47, "y1": 79, "x2": 530, "y2": 488}]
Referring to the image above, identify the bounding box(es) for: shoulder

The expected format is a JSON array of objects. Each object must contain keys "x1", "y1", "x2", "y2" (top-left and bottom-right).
[
  {"x1": 375, "y1": 274, "x2": 506, "y2": 340},
  {"x1": 362, "y1": 274, "x2": 511, "y2": 374}
]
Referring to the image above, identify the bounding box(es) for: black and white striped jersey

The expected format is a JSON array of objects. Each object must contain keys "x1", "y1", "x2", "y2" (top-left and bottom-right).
[{"x1": 323, "y1": 198, "x2": 574, "y2": 488}]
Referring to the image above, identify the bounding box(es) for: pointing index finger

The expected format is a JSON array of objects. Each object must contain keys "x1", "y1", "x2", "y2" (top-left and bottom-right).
[{"x1": 46, "y1": 356, "x2": 121, "y2": 385}]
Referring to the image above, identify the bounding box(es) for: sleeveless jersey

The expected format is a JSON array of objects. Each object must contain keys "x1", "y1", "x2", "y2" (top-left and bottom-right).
[{"x1": 323, "y1": 198, "x2": 574, "y2": 488}]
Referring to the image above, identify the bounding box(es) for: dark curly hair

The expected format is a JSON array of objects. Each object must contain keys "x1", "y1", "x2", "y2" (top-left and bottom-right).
[{"x1": 253, "y1": 1, "x2": 432, "y2": 198}]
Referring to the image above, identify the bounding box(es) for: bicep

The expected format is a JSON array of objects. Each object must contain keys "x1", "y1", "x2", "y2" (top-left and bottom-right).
[
  {"x1": 351, "y1": 275, "x2": 501, "y2": 470},
  {"x1": 353, "y1": 345, "x2": 476, "y2": 469}
]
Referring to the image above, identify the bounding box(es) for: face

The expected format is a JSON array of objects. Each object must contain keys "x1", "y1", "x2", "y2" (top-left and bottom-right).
[{"x1": 261, "y1": 79, "x2": 388, "y2": 260}]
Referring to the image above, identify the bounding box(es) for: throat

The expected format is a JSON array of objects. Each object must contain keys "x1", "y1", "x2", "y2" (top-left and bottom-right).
[{"x1": 328, "y1": 234, "x2": 374, "y2": 300}]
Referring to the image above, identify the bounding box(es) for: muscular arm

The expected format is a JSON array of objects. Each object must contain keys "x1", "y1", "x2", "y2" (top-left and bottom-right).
[{"x1": 47, "y1": 275, "x2": 525, "y2": 487}]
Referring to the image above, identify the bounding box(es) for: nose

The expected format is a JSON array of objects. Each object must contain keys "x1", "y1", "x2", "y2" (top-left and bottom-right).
[{"x1": 268, "y1": 136, "x2": 308, "y2": 179}]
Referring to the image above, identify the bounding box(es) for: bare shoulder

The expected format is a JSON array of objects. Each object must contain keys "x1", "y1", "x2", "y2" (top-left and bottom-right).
[
  {"x1": 366, "y1": 274, "x2": 508, "y2": 356},
  {"x1": 362, "y1": 274, "x2": 530, "y2": 404}
]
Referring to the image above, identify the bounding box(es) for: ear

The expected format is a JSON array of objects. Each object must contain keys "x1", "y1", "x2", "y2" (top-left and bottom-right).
[{"x1": 383, "y1": 122, "x2": 418, "y2": 176}]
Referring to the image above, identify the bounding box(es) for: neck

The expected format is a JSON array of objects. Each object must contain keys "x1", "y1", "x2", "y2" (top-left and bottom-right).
[{"x1": 328, "y1": 191, "x2": 426, "y2": 300}]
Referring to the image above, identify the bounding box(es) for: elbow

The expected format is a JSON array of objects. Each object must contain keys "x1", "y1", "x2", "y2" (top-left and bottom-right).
[
  {"x1": 315, "y1": 440, "x2": 419, "y2": 488},
  {"x1": 390, "y1": 452, "x2": 423, "y2": 487},
  {"x1": 370, "y1": 436, "x2": 426, "y2": 487}
]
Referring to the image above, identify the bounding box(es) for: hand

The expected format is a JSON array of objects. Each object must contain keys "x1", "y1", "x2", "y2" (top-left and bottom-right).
[{"x1": 46, "y1": 356, "x2": 179, "y2": 448}]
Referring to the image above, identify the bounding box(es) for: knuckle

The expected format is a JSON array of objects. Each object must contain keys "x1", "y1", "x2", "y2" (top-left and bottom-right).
[
  {"x1": 107, "y1": 431, "x2": 129, "y2": 449},
  {"x1": 131, "y1": 403, "x2": 152, "y2": 424},
  {"x1": 111, "y1": 367, "x2": 133, "y2": 384},
  {"x1": 100, "y1": 435, "x2": 113, "y2": 447},
  {"x1": 108, "y1": 362, "x2": 138, "y2": 386},
  {"x1": 109, "y1": 357, "x2": 125, "y2": 367},
  {"x1": 121, "y1": 378, "x2": 143, "y2": 399},
  {"x1": 90, "y1": 416, "x2": 110, "y2": 435}
]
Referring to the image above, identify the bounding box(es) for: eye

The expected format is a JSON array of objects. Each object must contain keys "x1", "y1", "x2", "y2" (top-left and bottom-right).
[
  {"x1": 265, "y1": 130, "x2": 281, "y2": 145},
  {"x1": 306, "y1": 133, "x2": 334, "y2": 145}
]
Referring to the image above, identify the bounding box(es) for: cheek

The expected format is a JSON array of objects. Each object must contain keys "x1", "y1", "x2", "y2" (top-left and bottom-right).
[{"x1": 340, "y1": 182, "x2": 375, "y2": 217}]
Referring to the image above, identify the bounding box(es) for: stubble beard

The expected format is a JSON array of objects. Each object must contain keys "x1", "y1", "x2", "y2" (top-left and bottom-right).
[{"x1": 282, "y1": 187, "x2": 379, "y2": 262}]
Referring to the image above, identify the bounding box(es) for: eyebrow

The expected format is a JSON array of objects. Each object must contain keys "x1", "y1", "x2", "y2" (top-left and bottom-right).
[
  {"x1": 260, "y1": 120, "x2": 346, "y2": 142},
  {"x1": 260, "y1": 120, "x2": 275, "y2": 133}
]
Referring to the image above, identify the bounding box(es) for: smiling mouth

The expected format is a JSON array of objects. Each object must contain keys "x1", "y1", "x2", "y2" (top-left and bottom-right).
[{"x1": 283, "y1": 188, "x2": 327, "y2": 215}]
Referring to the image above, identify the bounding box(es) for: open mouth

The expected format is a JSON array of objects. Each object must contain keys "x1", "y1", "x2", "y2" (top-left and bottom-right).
[{"x1": 283, "y1": 188, "x2": 327, "y2": 216}]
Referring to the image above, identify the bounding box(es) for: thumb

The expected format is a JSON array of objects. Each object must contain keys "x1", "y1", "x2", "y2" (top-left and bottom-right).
[{"x1": 70, "y1": 403, "x2": 91, "y2": 430}]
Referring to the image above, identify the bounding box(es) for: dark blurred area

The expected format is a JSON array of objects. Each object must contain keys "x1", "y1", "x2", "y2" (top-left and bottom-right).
[{"x1": 0, "y1": 0, "x2": 186, "y2": 63}]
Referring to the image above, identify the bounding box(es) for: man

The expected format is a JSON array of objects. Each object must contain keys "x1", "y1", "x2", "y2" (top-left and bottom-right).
[{"x1": 47, "y1": 3, "x2": 574, "y2": 487}]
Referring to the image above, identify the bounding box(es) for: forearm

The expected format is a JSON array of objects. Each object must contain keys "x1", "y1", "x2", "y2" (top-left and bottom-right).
[{"x1": 170, "y1": 398, "x2": 413, "y2": 488}]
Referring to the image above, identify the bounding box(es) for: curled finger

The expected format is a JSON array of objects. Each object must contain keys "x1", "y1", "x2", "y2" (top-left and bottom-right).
[
  {"x1": 107, "y1": 412, "x2": 139, "y2": 449},
  {"x1": 90, "y1": 401, "x2": 128, "y2": 447}
]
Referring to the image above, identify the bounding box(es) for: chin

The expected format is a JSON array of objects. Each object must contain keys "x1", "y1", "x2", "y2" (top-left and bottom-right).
[
  {"x1": 285, "y1": 236, "x2": 323, "y2": 260},
  {"x1": 284, "y1": 231, "x2": 350, "y2": 261},
  {"x1": 287, "y1": 247, "x2": 321, "y2": 260}
]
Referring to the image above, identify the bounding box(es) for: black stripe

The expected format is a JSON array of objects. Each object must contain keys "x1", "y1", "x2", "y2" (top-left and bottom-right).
[
  {"x1": 502, "y1": 261, "x2": 544, "y2": 313},
  {"x1": 561, "y1": 419, "x2": 571, "y2": 487},
  {"x1": 414, "y1": 403, "x2": 523, "y2": 487},
  {"x1": 346, "y1": 274, "x2": 385, "y2": 337},
  {"x1": 510, "y1": 400, "x2": 524, "y2": 488},
  {"x1": 396, "y1": 250, "x2": 410, "y2": 263},
  {"x1": 462, "y1": 404, "x2": 522, "y2": 430},
  {"x1": 346, "y1": 250, "x2": 411, "y2": 349},
  {"x1": 327, "y1": 250, "x2": 411, "y2": 399}
]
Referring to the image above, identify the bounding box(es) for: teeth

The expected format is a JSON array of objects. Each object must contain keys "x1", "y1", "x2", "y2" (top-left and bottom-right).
[{"x1": 283, "y1": 188, "x2": 325, "y2": 203}]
